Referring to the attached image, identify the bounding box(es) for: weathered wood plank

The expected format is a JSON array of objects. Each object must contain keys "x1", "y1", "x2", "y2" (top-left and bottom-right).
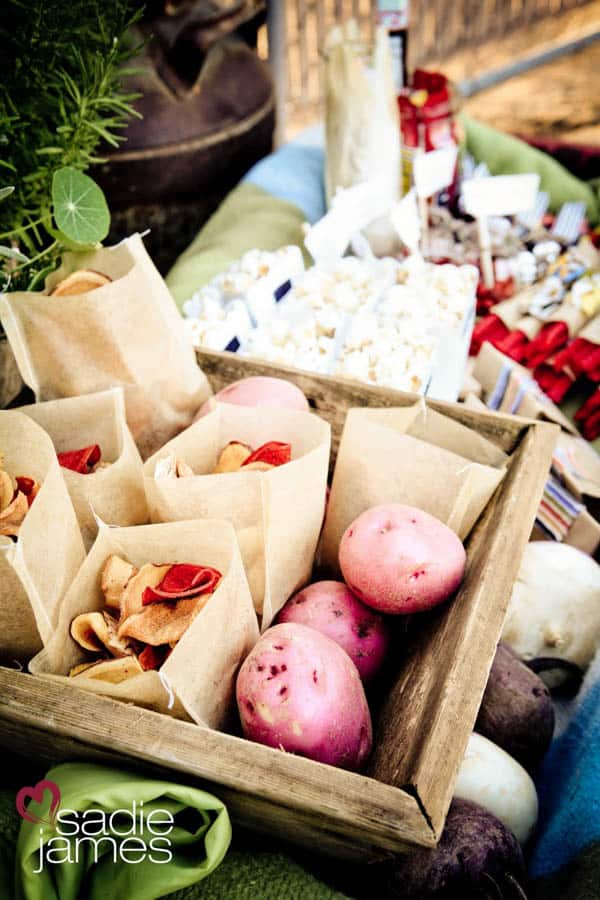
[
  {"x1": 0, "y1": 669, "x2": 433, "y2": 860},
  {"x1": 0, "y1": 349, "x2": 556, "y2": 859},
  {"x1": 368, "y1": 422, "x2": 558, "y2": 836},
  {"x1": 196, "y1": 348, "x2": 528, "y2": 456}
]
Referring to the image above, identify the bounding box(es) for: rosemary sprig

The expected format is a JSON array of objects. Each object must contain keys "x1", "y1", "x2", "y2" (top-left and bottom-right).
[{"x1": 0, "y1": 0, "x2": 143, "y2": 292}]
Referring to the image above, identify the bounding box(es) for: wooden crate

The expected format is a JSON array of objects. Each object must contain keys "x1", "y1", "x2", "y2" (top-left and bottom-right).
[{"x1": 0, "y1": 350, "x2": 557, "y2": 861}]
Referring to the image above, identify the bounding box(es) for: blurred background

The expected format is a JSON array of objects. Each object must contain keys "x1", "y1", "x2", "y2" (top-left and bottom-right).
[{"x1": 268, "y1": 0, "x2": 600, "y2": 142}]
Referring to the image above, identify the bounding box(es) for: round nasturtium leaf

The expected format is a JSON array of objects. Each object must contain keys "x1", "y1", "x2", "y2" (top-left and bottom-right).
[{"x1": 52, "y1": 167, "x2": 110, "y2": 245}]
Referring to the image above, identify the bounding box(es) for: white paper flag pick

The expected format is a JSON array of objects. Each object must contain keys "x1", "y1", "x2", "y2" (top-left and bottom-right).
[
  {"x1": 390, "y1": 189, "x2": 421, "y2": 254},
  {"x1": 462, "y1": 174, "x2": 540, "y2": 287},
  {"x1": 304, "y1": 179, "x2": 391, "y2": 263},
  {"x1": 461, "y1": 174, "x2": 540, "y2": 218},
  {"x1": 413, "y1": 146, "x2": 458, "y2": 199}
]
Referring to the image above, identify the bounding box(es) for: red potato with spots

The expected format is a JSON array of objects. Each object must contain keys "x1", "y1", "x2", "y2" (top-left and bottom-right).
[
  {"x1": 195, "y1": 376, "x2": 309, "y2": 419},
  {"x1": 236, "y1": 622, "x2": 372, "y2": 770},
  {"x1": 339, "y1": 504, "x2": 466, "y2": 615},
  {"x1": 275, "y1": 581, "x2": 390, "y2": 682}
]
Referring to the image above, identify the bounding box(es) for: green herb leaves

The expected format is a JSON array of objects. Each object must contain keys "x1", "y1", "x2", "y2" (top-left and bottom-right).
[
  {"x1": 52, "y1": 167, "x2": 109, "y2": 245},
  {"x1": 0, "y1": 0, "x2": 142, "y2": 291}
]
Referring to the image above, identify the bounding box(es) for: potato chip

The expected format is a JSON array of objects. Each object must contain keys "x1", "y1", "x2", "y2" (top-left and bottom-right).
[{"x1": 50, "y1": 269, "x2": 111, "y2": 297}]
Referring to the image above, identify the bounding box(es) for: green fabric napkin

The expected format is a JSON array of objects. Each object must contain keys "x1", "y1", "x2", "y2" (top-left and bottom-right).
[
  {"x1": 165, "y1": 182, "x2": 309, "y2": 310},
  {"x1": 15, "y1": 763, "x2": 230, "y2": 900},
  {"x1": 0, "y1": 760, "x2": 350, "y2": 900},
  {"x1": 462, "y1": 114, "x2": 600, "y2": 225}
]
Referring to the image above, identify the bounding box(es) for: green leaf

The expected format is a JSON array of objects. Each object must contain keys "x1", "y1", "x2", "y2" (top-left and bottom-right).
[
  {"x1": 0, "y1": 186, "x2": 15, "y2": 201},
  {"x1": 52, "y1": 166, "x2": 109, "y2": 244},
  {"x1": 0, "y1": 245, "x2": 29, "y2": 263}
]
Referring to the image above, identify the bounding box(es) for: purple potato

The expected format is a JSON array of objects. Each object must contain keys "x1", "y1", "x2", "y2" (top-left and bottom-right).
[
  {"x1": 370, "y1": 798, "x2": 527, "y2": 899},
  {"x1": 476, "y1": 643, "x2": 554, "y2": 773}
]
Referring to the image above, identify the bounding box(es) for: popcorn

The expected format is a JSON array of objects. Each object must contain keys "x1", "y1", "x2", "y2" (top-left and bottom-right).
[
  {"x1": 185, "y1": 246, "x2": 478, "y2": 399},
  {"x1": 333, "y1": 311, "x2": 438, "y2": 394},
  {"x1": 182, "y1": 246, "x2": 305, "y2": 347}
]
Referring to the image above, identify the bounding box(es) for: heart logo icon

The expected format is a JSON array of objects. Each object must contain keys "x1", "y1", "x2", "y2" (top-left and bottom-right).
[{"x1": 16, "y1": 780, "x2": 61, "y2": 827}]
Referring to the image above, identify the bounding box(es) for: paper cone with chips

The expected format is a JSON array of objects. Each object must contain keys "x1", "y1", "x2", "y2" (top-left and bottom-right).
[
  {"x1": 19, "y1": 389, "x2": 148, "y2": 549},
  {"x1": 320, "y1": 400, "x2": 508, "y2": 572},
  {"x1": 0, "y1": 411, "x2": 85, "y2": 663},
  {"x1": 29, "y1": 519, "x2": 259, "y2": 726},
  {"x1": 0, "y1": 234, "x2": 211, "y2": 458},
  {"x1": 143, "y1": 404, "x2": 331, "y2": 629}
]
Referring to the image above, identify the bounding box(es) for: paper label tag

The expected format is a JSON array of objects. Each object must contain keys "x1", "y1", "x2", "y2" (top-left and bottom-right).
[
  {"x1": 350, "y1": 232, "x2": 375, "y2": 260},
  {"x1": 305, "y1": 179, "x2": 392, "y2": 263},
  {"x1": 462, "y1": 174, "x2": 540, "y2": 218},
  {"x1": 413, "y1": 146, "x2": 458, "y2": 198},
  {"x1": 390, "y1": 189, "x2": 421, "y2": 253},
  {"x1": 376, "y1": 0, "x2": 409, "y2": 28}
]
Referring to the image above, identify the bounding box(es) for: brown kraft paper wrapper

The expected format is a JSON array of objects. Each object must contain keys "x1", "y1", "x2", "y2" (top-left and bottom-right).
[
  {"x1": 143, "y1": 404, "x2": 331, "y2": 629},
  {"x1": 320, "y1": 401, "x2": 507, "y2": 572},
  {"x1": 473, "y1": 342, "x2": 578, "y2": 434},
  {"x1": 547, "y1": 300, "x2": 587, "y2": 336},
  {"x1": 579, "y1": 313, "x2": 600, "y2": 345},
  {"x1": 19, "y1": 388, "x2": 148, "y2": 549},
  {"x1": 0, "y1": 411, "x2": 85, "y2": 663},
  {"x1": 554, "y1": 431, "x2": 600, "y2": 501},
  {"x1": 531, "y1": 512, "x2": 600, "y2": 556},
  {"x1": 29, "y1": 519, "x2": 259, "y2": 727},
  {"x1": 0, "y1": 233, "x2": 211, "y2": 458}
]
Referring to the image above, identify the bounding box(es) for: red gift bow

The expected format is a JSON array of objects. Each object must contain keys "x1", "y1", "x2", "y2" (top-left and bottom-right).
[
  {"x1": 522, "y1": 322, "x2": 569, "y2": 369},
  {"x1": 241, "y1": 441, "x2": 292, "y2": 468},
  {"x1": 476, "y1": 277, "x2": 515, "y2": 315},
  {"x1": 142, "y1": 564, "x2": 222, "y2": 605},
  {"x1": 574, "y1": 389, "x2": 600, "y2": 440},
  {"x1": 493, "y1": 330, "x2": 529, "y2": 363},
  {"x1": 57, "y1": 444, "x2": 101, "y2": 474},
  {"x1": 470, "y1": 315, "x2": 510, "y2": 356},
  {"x1": 534, "y1": 365, "x2": 574, "y2": 403},
  {"x1": 553, "y1": 338, "x2": 600, "y2": 382},
  {"x1": 575, "y1": 389, "x2": 600, "y2": 422},
  {"x1": 581, "y1": 410, "x2": 600, "y2": 441}
]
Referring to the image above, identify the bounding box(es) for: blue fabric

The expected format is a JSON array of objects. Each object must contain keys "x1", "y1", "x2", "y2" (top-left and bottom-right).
[
  {"x1": 530, "y1": 670, "x2": 600, "y2": 878},
  {"x1": 244, "y1": 142, "x2": 326, "y2": 224}
]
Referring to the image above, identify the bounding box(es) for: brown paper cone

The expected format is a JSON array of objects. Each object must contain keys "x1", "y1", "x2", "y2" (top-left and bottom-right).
[
  {"x1": 515, "y1": 316, "x2": 543, "y2": 340},
  {"x1": 143, "y1": 404, "x2": 331, "y2": 629},
  {"x1": 19, "y1": 389, "x2": 148, "y2": 549},
  {"x1": 320, "y1": 401, "x2": 507, "y2": 571},
  {"x1": 29, "y1": 519, "x2": 259, "y2": 727},
  {"x1": 555, "y1": 432, "x2": 600, "y2": 501},
  {"x1": 0, "y1": 411, "x2": 85, "y2": 663},
  {"x1": 548, "y1": 302, "x2": 587, "y2": 336},
  {"x1": 579, "y1": 313, "x2": 600, "y2": 345},
  {"x1": 473, "y1": 342, "x2": 578, "y2": 434},
  {"x1": 0, "y1": 234, "x2": 211, "y2": 458},
  {"x1": 492, "y1": 293, "x2": 532, "y2": 331}
]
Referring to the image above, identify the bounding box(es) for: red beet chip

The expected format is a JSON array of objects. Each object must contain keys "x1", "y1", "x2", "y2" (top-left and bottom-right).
[
  {"x1": 241, "y1": 441, "x2": 291, "y2": 468},
  {"x1": 58, "y1": 444, "x2": 102, "y2": 474},
  {"x1": 138, "y1": 645, "x2": 171, "y2": 671},
  {"x1": 142, "y1": 564, "x2": 222, "y2": 605},
  {"x1": 15, "y1": 477, "x2": 38, "y2": 506}
]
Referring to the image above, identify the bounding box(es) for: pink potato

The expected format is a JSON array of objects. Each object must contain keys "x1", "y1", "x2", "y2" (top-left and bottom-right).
[
  {"x1": 236, "y1": 623, "x2": 372, "y2": 770},
  {"x1": 195, "y1": 376, "x2": 309, "y2": 419},
  {"x1": 339, "y1": 504, "x2": 466, "y2": 615},
  {"x1": 276, "y1": 581, "x2": 390, "y2": 682}
]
